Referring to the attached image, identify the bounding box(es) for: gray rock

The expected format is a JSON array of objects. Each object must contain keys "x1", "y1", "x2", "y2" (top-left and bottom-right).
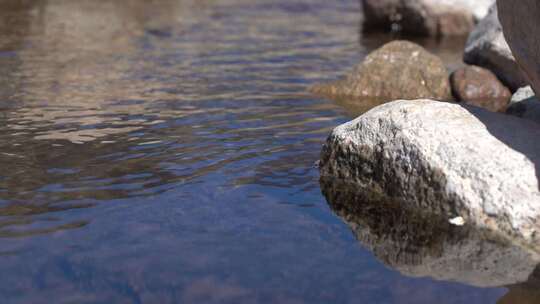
[
  {"x1": 511, "y1": 86, "x2": 537, "y2": 104},
  {"x1": 498, "y1": 0, "x2": 540, "y2": 97},
  {"x1": 310, "y1": 41, "x2": 452, "y2": 103},
  {"x1": 507, "y1": 86, "x2": 540, "y2": 125},
  {"x1": 320, "y1": 99, "x2": 540, "y2": 249},
  {"x1": 464, "y1": 5, "x2": 527, "y2": 91},
  {"x1": 362, "y1": 0, "x2": 494, "y2": 37},
  {"x1": 321, "y1": 178, "x2": 540, "y2": 288}
]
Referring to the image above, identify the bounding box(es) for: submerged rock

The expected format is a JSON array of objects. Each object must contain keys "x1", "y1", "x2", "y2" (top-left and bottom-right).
[
  {"x1": 450, "y1": 65, "x2": 511, "y2": 112},
  {"x1": 498, "y1": 0, "x2": 540, "y2": 97},
  {"x1": 464, "y1": 5, "x2": 526, "y2": 91},
  {"x1": 361, "y1": 0, "x2": 494, "y2": 37},
  {"x1": 507, "y1": 86, "x2": 540, "y2": 125},
  {"x1": 311, "y1": 41, "x2": 452, "y2": 103},
  {"x1": 320, "y1": 100, "x2": 540, "y2": 249},
  {"x1": 321, "y1": 178, "x2": 540, "y2": 288}
]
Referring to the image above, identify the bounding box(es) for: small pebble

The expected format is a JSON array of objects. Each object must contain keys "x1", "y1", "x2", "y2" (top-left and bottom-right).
[{"x1": 449, "y1": 216, "x2": 465, "y2": 226}]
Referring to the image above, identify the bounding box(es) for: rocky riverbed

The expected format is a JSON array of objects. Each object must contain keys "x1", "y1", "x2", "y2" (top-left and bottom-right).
[{"x1": 315, "y1": 0, "x2": 540, "y2": 253}]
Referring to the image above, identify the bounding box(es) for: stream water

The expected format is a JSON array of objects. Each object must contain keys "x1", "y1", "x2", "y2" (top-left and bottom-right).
[{"x1": 0, "y1": 1, "x2": 531, "y2": 303}]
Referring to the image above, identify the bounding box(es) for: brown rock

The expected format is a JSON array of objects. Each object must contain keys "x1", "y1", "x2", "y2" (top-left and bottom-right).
[
  {"x1": 450, "y1": 65, "x2": 511, "y2": 112},
  {"x1": 361, "y1": 0, "x2": 492, "y2": 37},
  {"x1": 311, "y1": 40, "x2": 452, "y2": 103}
]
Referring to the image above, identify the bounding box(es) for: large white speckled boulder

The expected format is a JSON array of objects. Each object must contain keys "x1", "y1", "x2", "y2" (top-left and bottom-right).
[
  {"x1": 498, "y1": 0, "x2": 540, "y2": 97},
  {"x1": 464, "y1": 5, "x2": 527, "y2": 91},
  {"x1": 320, "y1": 100, "x2": 540, "y2": 249},
  {"x1": 362, "y1": 0, "x2": 494, "y2": 37}
]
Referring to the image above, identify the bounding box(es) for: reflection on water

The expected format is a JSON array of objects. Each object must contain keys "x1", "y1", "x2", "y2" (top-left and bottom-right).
[
  {"x1": 0, "y1": 0, "x2": 359, "y2": 237},
  {"x1": 0, "y1": 0, "x2": 510, "y2": 303},
  {"x1": 321, "y1": 177, "x2": 540, "y2": 303}
]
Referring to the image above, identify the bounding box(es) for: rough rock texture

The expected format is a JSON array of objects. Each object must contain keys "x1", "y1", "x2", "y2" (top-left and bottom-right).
[
  {"x1": 321, "y1": 178, "x2": 540, "y2": 288},
  {"x1": 498, "y1": 0, "x2": 540, "y2": 97},
  {"x1": 311, "y1": 41, "x2": 452, "y2": 103},
  {"x1": 507, "y1": 86, "x2": 540, "y2": 125},
  {"x1": 320, "y1": 100, "x2": 540, "y2": 249},
  {"x1": 450, "y1": 65, "x2": 511, "y2": 112},
  {"x1": 362, "y1": 0, "x2": 494, "y2": 37},
  {"x1": 464, "y1": 5, "x2": 527, "y2": 91}
]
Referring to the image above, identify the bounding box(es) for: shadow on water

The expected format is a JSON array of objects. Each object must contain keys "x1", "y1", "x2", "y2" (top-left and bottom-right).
[{"x1": 320, "y1": 177, "x2": 540, "y2": 303}]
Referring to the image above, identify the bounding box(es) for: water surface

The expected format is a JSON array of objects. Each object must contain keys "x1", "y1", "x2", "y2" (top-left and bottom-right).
[{"x1": 0, "y1": 1, "x2": 525, "y2": 303}]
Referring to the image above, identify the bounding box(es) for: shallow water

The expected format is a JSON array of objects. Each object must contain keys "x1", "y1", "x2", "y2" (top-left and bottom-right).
[{"x1": 0, "y1": 0, "x2": 529, "y2": 303}]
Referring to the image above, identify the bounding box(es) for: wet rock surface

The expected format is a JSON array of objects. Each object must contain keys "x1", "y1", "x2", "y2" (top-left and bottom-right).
[
  {"x1": 463, "y1": 5, "x2": 527, "y2": 91},
  {"x1": 321, "y1": 177, "x2": 540, "y2": 288},
  {"x1": 320, "y1": 99, "x2": 540, "y2": 249},
  {"x1": 311, "y1": 41, "x2": 452, "y2": 104},
  {"x1": 450, "y1": 65, "x2": 511, "y2": 112},
  {"x1": 361, "y1": 0, "x2": 494, "y2": 37}
]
